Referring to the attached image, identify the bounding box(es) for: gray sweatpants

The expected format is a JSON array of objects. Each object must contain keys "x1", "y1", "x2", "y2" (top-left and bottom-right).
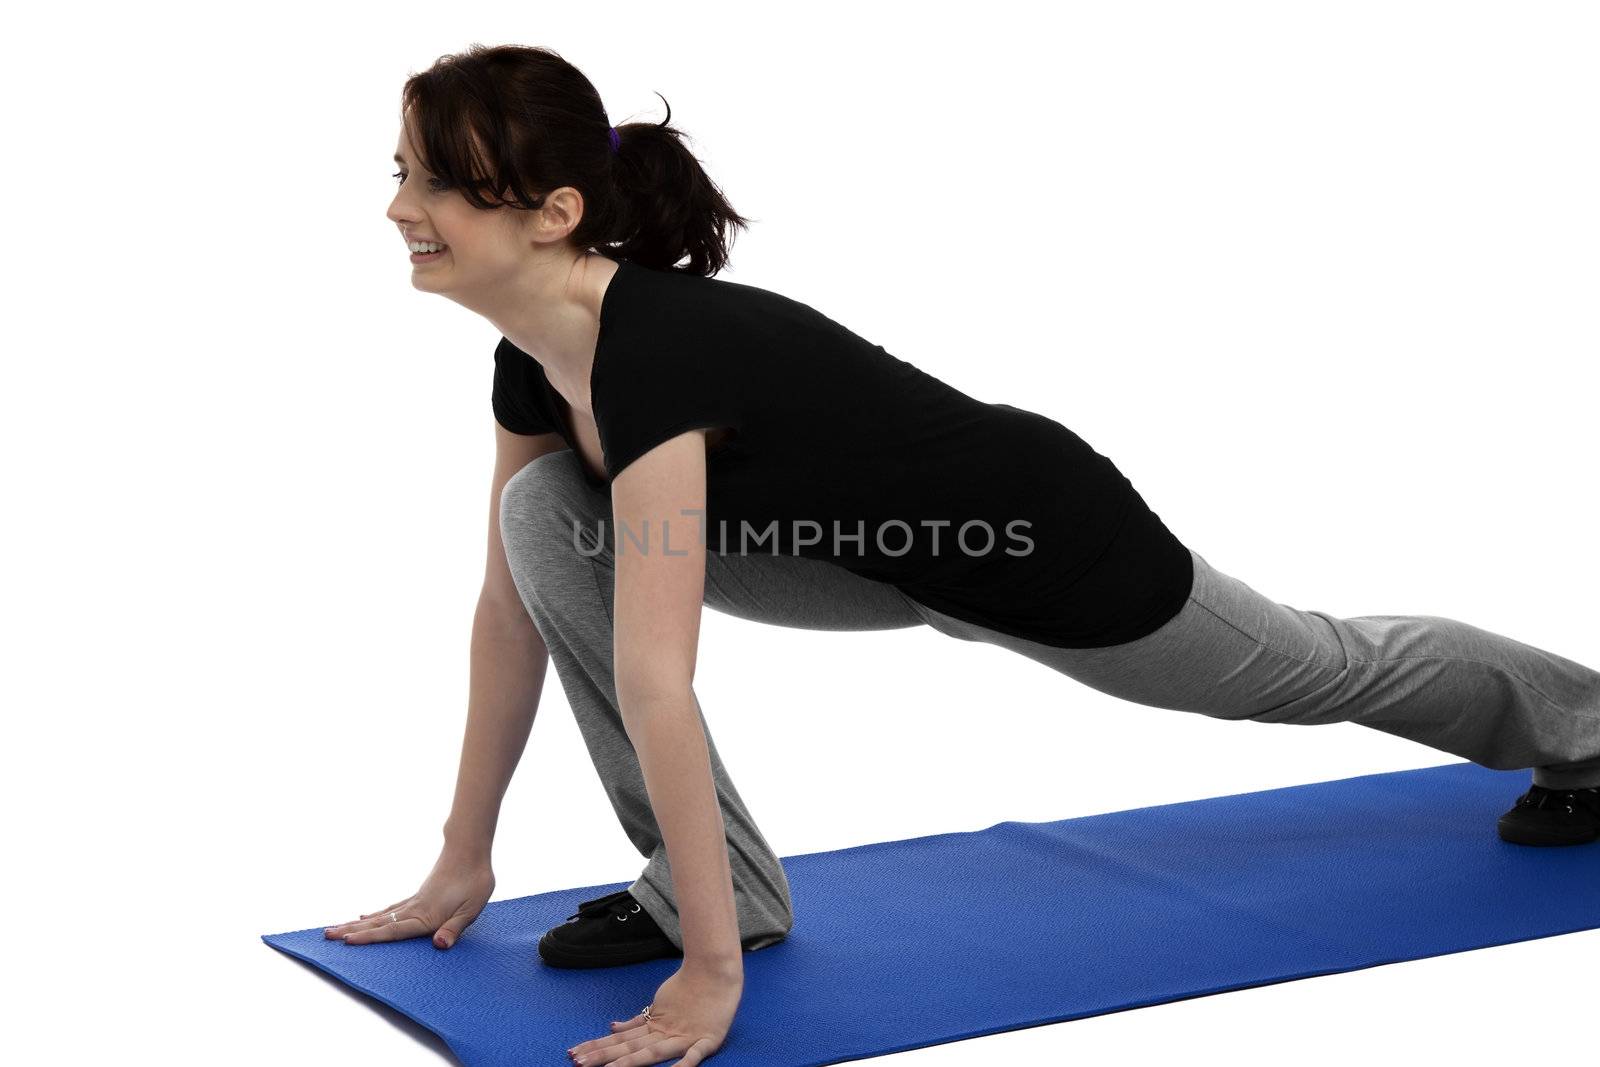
[{"x1": 499, "y1": 449, "x2": 1600, "y2": 953}]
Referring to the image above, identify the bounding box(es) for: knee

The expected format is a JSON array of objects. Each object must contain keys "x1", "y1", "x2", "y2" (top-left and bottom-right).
[
  {"x1": 500, "y1": 450, "x2": 579, "y2": 526},
  {"x1": 499, "y1": 451, "x2": 605, "y2": 579},
  {"x1": 741, "y1": 931, "x2": 790, "y2": 952},
  {"x1": 740, "y1": 912, "x2": 794, "y2": 952},
  {"x1": 1241, "y1": 667, "x2": 1352, "y2": 725}
]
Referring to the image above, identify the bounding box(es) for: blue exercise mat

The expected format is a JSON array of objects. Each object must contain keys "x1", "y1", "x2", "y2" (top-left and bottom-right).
[{"x1": 263, "y1": 762, "x2": 1599, "y2": 1066}]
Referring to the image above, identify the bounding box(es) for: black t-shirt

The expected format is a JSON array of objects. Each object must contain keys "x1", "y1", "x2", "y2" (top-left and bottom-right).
[{"x1": 491, "y1": 256, "x2": 1193, "y2": 649}]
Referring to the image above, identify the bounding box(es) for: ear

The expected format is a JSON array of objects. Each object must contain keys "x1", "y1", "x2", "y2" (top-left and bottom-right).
[{"x1": 531, "y1": 184, "x2": 587, "y2": 243}]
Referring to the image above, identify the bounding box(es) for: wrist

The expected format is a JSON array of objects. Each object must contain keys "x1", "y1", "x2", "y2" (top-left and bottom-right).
[
  {"x1": 682, "y1": 951, "x2": 744, "y2": 983},
  {"x1": 440, "y1": 824, "x2": 493, "y2": 866}
]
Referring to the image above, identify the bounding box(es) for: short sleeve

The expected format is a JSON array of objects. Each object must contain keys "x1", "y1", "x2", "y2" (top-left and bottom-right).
[
  {"x1": 491, "y1": 338, "x2": 558, "y2": 436},
  {"x1": 594, "y1": 343, "x2": 743, "y2": 482}
]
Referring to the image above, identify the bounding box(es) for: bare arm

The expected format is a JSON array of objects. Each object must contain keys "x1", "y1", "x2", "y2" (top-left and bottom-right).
[
  {"x1": 440, "y1": 422, "x2": 569, "y2": 863},
  {"x1": 611, "y1": 428, "x2": 744, "y2": 978},
  {"x1": 324, "y1": 422, "x2": 569, "y2": 950}
]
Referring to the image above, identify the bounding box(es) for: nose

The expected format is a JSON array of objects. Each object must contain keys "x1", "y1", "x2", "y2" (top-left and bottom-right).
[{"x1": 385, "y1": 192, "x2": 416, "y2": 227}]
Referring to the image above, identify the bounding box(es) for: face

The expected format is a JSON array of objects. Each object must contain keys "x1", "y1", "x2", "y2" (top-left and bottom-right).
[{"x1": 385, "y1": 120, "x2": 527, "y2": 293}]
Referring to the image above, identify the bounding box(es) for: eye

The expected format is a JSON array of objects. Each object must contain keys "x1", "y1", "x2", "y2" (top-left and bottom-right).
[{"x1": 391, "y1": 172, "x2": 449, "y2": 191}]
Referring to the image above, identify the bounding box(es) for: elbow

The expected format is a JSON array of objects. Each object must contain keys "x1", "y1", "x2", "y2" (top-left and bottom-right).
[
  {"x1": 616, "y1": 672, "x2": 694, "y2": 715},
  {"x1": 478, "y1": 585, "x2": 540, "y2": 629}
]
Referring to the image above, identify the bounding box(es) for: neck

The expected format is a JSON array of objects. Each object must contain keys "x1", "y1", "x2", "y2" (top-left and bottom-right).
[{"x1": 486, "y1": 253, "x2": 617, "y2": 415}]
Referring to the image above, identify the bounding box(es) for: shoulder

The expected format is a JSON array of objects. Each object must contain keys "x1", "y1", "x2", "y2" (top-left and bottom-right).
[
  {"x1": 494, "y1": 335, "x2": 529, "y2": 371},
  {"x1": 605, "y1": 261, "x2": 803, "y2": 340},
  {"x1": 494, "y1": 336, "x2": 554, "y2": 386}
]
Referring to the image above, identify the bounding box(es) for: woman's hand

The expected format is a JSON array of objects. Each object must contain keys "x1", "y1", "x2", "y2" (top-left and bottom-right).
[
  {"x1": 322, "y1": 849, "x2": 495, "y2": 950},
  {"x1": 567, "y1": 961, "x2": 744, "y2": 1066}
]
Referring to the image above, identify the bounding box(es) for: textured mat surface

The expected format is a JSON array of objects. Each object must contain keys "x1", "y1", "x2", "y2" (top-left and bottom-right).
[{"x1": 263, "y1": 762, "x2": 1600, "y2": 1065}]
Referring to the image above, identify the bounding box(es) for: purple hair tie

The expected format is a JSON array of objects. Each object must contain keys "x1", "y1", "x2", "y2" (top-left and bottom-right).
[{"x1": 608, "y1": 126, "x2": 620, "y2": 154}]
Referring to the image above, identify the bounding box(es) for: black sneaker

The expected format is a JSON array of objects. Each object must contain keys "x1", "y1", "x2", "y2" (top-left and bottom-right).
[
  {"x1": 538, "y1": 889, "x2": 684, "y2": 969},
  {"x1": 1497, "y1": 784, "x2": 1600, "y2": 846}
]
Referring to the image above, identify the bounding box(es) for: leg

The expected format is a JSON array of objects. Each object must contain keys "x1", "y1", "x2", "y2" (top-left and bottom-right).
[
  {"x1": 906, "y1": 547, "x2": 1600, "y2": 788},
  {"x1": 498, "y1": 450, "x2": 926, "y2": 951}
]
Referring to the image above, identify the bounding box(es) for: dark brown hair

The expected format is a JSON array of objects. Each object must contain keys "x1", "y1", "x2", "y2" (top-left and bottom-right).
[{"x1": 399, "y1": 44, "x2": 752, "y2": 276}]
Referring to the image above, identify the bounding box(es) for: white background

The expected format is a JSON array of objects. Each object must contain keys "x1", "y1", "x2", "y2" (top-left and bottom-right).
[{"x1": 4, "y1": 1, "x2": 1596, "y2": 1063}]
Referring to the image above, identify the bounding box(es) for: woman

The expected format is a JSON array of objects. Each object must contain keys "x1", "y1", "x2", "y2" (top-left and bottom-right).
[{"x1": 325, "y1": 43, "x2": 1600, "y2": 1067}]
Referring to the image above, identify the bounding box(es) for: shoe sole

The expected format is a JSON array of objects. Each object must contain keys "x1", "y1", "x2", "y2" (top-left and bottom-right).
[
  {"x1": 1497, "y1": 816, "x2": 1600, "y2": 847},
  {"x1": 537, "y1": 933, "x2": 683, "y2": 970}
]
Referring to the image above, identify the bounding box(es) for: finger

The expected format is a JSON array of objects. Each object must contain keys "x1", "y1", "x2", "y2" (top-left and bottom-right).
[
  {"x1": 433, "y1": 909, "x2": 474, "y2": 949},
  {"x1": 571, "y1": 1031, "x2": 642, "y2": 1064},
  {"x1": 325, "y1": 902, "x2": 409, "y2": 936},
  {"x1": 324, "y1": 917, "x2": 381, "y2": 937},
  {"x1": 675, "y1": 1036, "x2": 718, "y2": 1065},
  {"x1": 607, "y1": 1011, "x2": 647, "y2": 1032},
  {"x1": 342, "y1": 917, "x2": 424, "y2": 945},
  {"x1": 326, "y1": 912, "x2": 404, "y2": 938},
  {"x1": 341, "y1": 915, "x2": 427, "y2": 945},
  {"x1": 601, "y1": 1024, "x2": 649, "y2": 1048},
  {"x1": 611, "y1": 1036, "x2": 686, "y2": 1066},
  {"x1": 359, "y1": 899, "x2": 410, "y2": 919}
]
